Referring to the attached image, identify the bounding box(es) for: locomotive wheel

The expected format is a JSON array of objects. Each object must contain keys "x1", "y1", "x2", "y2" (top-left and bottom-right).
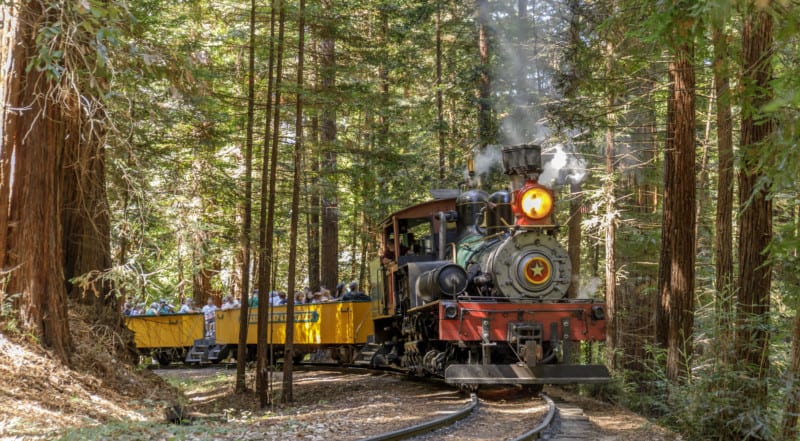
[
  {"x1": 457, "y1": 383, "x2": 479, "y2": 395},
  {"x1": 524, "y1": 384, "x2": 544, "y2": 396}
]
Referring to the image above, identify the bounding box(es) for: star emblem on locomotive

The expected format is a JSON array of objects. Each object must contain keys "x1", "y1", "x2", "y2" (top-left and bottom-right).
[{"x1": 525, "y1": 256, "x2": 551, "y2": 285}]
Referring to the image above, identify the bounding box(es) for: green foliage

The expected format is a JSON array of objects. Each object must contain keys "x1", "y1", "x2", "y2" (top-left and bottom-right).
[{"x1": 1, "y1": 291, "x2": 20, "y2": 333}]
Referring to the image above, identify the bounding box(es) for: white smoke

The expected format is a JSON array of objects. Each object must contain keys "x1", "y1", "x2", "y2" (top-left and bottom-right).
[
  {"x1": 465, "y1": 144, "x2": 504, "y2": 181},
  {"x1": 538, "y1": 146, "x2": 567, "y2": 186},
  {"x1": 577, "y1": 276, "x2": 602, "y2": 299},
  {"x1": 538, "y1": 143, "x2": 587, "y2": 188}
]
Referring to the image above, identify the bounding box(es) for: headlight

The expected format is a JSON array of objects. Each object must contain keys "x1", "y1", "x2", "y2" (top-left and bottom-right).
[
  {"x1": 516, "y1": 183, "x2": 553, "y2": 221},
  {"x1": 443, "y1": 303, "x2": 459, "y2": 319}
]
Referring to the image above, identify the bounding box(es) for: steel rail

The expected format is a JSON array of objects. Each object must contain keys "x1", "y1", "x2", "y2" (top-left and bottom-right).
[
  {"x1": 509, "y1": 393, "x2": 557, "y2": 441},
  {"x1": 359, "y1": 393, "x2": 478, "y2": 441}
]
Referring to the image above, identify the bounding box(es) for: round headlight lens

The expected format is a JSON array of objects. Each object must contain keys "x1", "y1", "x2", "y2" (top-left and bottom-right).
[{"x1": 518, "y1": 185, "x2": 553, "y2": 220}]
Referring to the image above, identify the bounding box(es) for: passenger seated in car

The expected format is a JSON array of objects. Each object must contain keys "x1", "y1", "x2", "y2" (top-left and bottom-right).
[
  {"x1": 277, "y1": 291, "x2": 288, "y2": 305},
  {"x1": 158, "y1": 300, "x2": 175, "y2": 314},
  {"x1": 342, "y1": 281, "x2": 369, "y2": 301},
  {"x1": 146, "y1": 302, "x2": 160, "y2": 316},
  {"x1": 335, "y1": 282, "x2": 346, "y2": 299},
  {"x1": 249, "y1": 289, "x2": 259, "y2": 307},
  {"x1": 178, "y1": 298, "x2": 196, "y2": 313},
  {"x1": 221, "y1": 295, "x2": 240, "y2": 310}
]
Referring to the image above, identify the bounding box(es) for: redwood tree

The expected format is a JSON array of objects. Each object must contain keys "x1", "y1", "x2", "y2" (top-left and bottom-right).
[
  {"x1": 476, "y1": 0, "x2": 494, "y2": 147},
  {"x1": 258, "y1": 0, "x2": 278, "y2": 400},
  {"x1": 712, "y1": 14, "x2": 734, "y2": 343},
  {"x1": 283, "y1": 0, "x2": 306, "y2": 405},
  {"x1": 236, "y1": 0, "x2": 258, "y2": 395},
  {"x1": 664, "y1": 18, "x2": 696, "y2": 382},
  {"x1": 319, "y1": 0, "x2": 339, "y2": 291},
  {"x1": 736, "y1": 0, "x2": 774, "y2": 415},
  {"x1": 1, "y1": 1, "x2": 80, "y2": 362}
]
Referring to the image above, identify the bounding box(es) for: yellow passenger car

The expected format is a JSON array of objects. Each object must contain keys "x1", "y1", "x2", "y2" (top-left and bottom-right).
[
  {"x1": 126, "y1": 313, "x2": 205, "y2": 365},
  {"x1": 215, "y1": 300, "x2": 374, "y2": 362}
]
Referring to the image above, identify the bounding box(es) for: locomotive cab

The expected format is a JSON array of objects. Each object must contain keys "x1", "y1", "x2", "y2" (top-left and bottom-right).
[{"x1": 369, "y1": 195, "x2": 459, "y2": 354}]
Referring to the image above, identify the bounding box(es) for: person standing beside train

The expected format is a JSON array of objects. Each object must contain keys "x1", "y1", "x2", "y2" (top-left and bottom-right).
[{"x1": 202, "y1": 298, "x2": 217, "y2": 338}]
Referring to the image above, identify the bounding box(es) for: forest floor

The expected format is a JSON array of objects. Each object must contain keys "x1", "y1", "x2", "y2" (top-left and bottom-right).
[{"x1": 0, "y1": 308, "x2": 680, "y2": 440}]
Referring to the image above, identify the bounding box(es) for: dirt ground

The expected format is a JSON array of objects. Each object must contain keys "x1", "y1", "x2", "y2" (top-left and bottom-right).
[{"x1": 0, "y1": 311, "x2": 680, "y2": 441}]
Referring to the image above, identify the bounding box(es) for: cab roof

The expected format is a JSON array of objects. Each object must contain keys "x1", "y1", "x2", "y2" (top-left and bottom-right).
[{"x1": 378, "y1": 197, "x2": 457, "y2": 230}]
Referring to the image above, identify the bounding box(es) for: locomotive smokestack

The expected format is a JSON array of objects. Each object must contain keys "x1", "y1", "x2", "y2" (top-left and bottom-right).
[{"x1": 502, "y1": 144, "x2": 542, "y2": 191}]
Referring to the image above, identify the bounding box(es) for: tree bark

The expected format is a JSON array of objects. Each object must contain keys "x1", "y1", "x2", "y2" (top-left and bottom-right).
[
  {"x1": 307, "y1": 114, "x2": 321, "y2": 292},
  {"x1": 655, "y1": 50, "x2": 676, "y2": 350},
  {"x1": 283, "y1": 0, "x2": 305, "y2": 405},
  {"x1": 665, "y1": 34, "x2": 696, "y2": 382},
  {"x1": 320, "y1": 0, "x2": 339, "y2": 292},
  {"x1": 1, "y1": 1, "x2": 72, "y2": 362},
  {"x1": 567, "y1": 182, "x2": 582, "y2": 299},
  {"x1": 736, "y1": 2, "x2": 774, "y2": 417},
  {"x1": 256, "y1": 0, "x2": 286, "y2": 400},
  {"x1": 436, "y1": 2, "x2": 445, "y2": 183},
  {"x1": 712, "y1": 18, "x2": 734, "y2": 351},
  {"x1": 61, "y1": 129, "x2": 115, "y2": 318},
  {"x1": 603, "y1": 39, "x2": 618, "y2": 372},
  {"x1": 238, "y1": 0, "x2": 257, "y2": 395},
  {"x1": 476, "y1": 0, "x2": 494, "y2": 147}
]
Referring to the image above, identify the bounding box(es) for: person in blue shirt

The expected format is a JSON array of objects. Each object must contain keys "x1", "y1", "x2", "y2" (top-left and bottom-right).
[
  {"x1": 249, "y1": 289, "x2": 259, "y2": 307},
  {"x1": 158, "y1": 300, "x2": 175, "y2": 315}
]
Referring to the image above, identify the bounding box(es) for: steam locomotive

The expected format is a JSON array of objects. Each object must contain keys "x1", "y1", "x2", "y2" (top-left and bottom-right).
[
  {"x1": 126, "y1": 144, "x2": 608, "y2": 388},
  {"x1": 366, "y1": 144, "x2": 609, "y2": 388}
]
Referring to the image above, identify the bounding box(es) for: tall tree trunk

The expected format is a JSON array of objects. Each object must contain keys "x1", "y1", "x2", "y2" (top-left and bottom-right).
[
  {"x1": 665, "y1": 32, "x2": 696, "y2": 382},
  {"x1": 736, "y1": 2, "x2": 774, "y2": 422},
  {"x1": 282, "y1": 0, "x2": 305, "y2": 404},
  {"x1": 603, "y1": 123, "x2": 617, "y2": 371},
  {"x1": 476, "y1": 0, "x2": 494, "y2": 147},
  {"x1": 1, "y1": 1, "x2": 72, "y2": 362},
  {"x1": 320, "y1": 0, "x2": 339, "y2": 292},
  {"x1": 378, "y1": 9, "x2": 390, "y2": 147},
  {"x1": 603, "y1": 40, "x2": 618, "y2": 372},
  {"x1": 712, "y1": 18, "x2": 734, "y2": 351},
  {"x1": 436, "y1": 2, "x2": 446, "y2": 183},
  {"x1": 237, "y1": 0, "x2": 258, "y2": 395},
  {"x1": 567, "y1": 182, "x2": 582, "y2": 299},
  {"x1": 52, "y1": 1, "x2": 115, "y2": 324},
  {"x1": 0, "y1": 5, "x2": 19, "y2": 277},
  {"x1": 61, "y1": 129, "x2": 115, "y2": 320},
  {"x1": 307, "y1": 114, "x2": 321, "y2": 292},
  {"x1": 564, "y1": 0, "x2": 581, "y2": 303},
  {"x1": 257, "y1": 0, "x2": 286, "y2": 400},
  {"x1": 192, "y1": 230, "x2": 216, "y2": 304},
  {"x1": 656, "y1": 64, "x2": 675, "y2": 351}
]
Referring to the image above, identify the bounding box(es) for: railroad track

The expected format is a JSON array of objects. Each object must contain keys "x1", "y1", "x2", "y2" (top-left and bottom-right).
[
  {"x1": 360, "y1": 392, "x2": 557, "y2": 441},
  {"x1": 152, "y1": 363, "x2": 595, "y2": 440}
]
